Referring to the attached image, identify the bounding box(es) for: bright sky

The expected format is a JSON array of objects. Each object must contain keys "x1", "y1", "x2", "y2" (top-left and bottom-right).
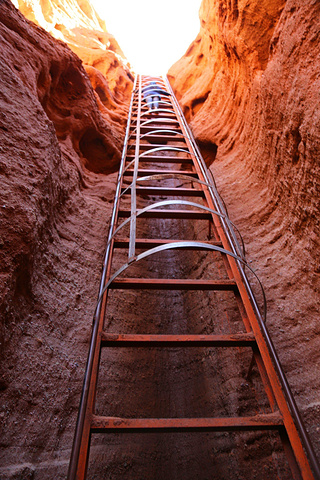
[{"x1": 91, "y1": 0, "x2": 202, "y2": 75}]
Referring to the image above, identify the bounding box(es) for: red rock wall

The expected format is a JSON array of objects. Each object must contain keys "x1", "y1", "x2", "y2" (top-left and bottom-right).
[
  {"x1": 0, "y1": 2, "x2": 131, "y2": 476},
  {"x1": 168, "y1": 0, "x2": 320, "y2": 459},
  {"x1": 13, "y1": 0, "x2": 134, "y2": 105},
  {"x1": 168, "y1": 0, "x2": 320, "y2": 250}
]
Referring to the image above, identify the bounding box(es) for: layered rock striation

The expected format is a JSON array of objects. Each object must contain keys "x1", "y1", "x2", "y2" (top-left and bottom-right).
[{"x1": 168, "y1": 0, "x2": 320, "y2": 252}]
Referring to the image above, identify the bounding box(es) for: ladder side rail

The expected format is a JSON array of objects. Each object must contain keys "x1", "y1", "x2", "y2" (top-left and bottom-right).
[
  {"x1": 67, "y1": 75, "x2": 138, "y2": 480},
  {"x1": 164, "y1": 77, "x2": 244, "y2": 262},
  {"x1": 165, "y1": 76, "x2": 320, "y2": 479},
  {"x1": 128, "y1": 75, "x2": 142, "y2": 261}
]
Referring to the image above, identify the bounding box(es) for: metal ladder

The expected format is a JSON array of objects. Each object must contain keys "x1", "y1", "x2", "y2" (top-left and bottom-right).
[{"x1": 67, "y1": 74, "x2": 319, "y2": 479}]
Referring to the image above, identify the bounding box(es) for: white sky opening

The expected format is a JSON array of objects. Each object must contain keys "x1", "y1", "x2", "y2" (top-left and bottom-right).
[{"x1": 91, "y1": 0, "x2": 202, "y2": 75}]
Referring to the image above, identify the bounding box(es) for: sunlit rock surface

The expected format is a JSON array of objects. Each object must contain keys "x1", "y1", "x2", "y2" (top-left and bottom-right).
[
  {"x1": 169, "y1": 0, "x2": 320, "y2": 458},
  {"x1": 168, "y1": 0, "x2": 320, "y2": 243},
  {"x1": 168, "y1": 0, "x2": 286, "y2": 155},
  {"x1": 13, "y1": 0, "x2": 134, "y2": 106}
]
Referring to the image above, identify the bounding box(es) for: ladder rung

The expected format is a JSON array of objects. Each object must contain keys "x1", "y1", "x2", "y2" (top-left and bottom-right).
[
  {"x1": 118, "y1": 209, "x2": 211, "y2": 220},
  {"x1": 110, "y1": 278, "x2": 237, "y2": 291},
  {"x1": 139, "y1": 126, "x2": 182, "y2": 133},
  {"x1": 123, "y1": 186, "x2": 204, "y2": 196},
  {"x1": 133, "y1": 117, "x2": 177, "y2": 122},
  {"x1": 138, "y1": 111, "x2": 174, "y2": 115},
  {"x1": 131, "y1": 117, "x2": 179, "y2": 123},
  {"x1": 123, "y1": 169, "x2": 198, "y2": 178},
  {"x1": 91, "y1": 413, "x2": 283, "y2": 433},
  {"x1": 132, "y1": 100, "x2": 170, "y2": 105},
  {"x1": 128, "y1": 143, "x2": 186, "y2": 151},
  {"x1": 132, "y1": 122, "x2": 180, "y2": 129},
  {"x1": 126, "y1": 155, "x2": 192, "y2": 164},
  {"x1": 132, "y1": 104, "x2": 173, "y2": 108},
  {"x1": 100, "y1": 332, "x2": 256, "y2": 348},
  {"x1": 131, "y1": 135, "x2": 186, "y2": 143},
  {"x1": 113, "y1": 238, "x2": 221, "y2": 249},
  {"x1": 131, "y1": 111, "x2": 177, "y2": 116}
]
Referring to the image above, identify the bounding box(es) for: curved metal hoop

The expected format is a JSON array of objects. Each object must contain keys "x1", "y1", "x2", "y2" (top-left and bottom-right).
[
  {"x1": 140, "y1": 146, "x2": 194, "y2": 157},
  {"x1": 120, "y1": 173, "x2": 215, "y2": 199},
  {"x1": 121, "y1": 149, "x2": 190, "y2": 175},
  {"x1": 135, "y1": 172, "x2": 211, "y2": 185},
  {"x1": 141, "y1": 109, "x2": 175, "y2": 118},
  {"x1": 130, "y1": 117, "x2": 178, "y2": 129},
  {"x1": 110, "y1": 199, "x2": 225, "y2": 246},
  {"x1": 129, "y1": 119, "x2": 179, "y2": 140},
  {"x1": 94, "y1": 241, "x2": 267, "y2": 324},
  {"x1": 129, "y1": 129, "x2": 184, "y2": 143},
  {"x1": 127, "y1": 144, "x2": 192, "y2": 155},
  {"x1": 140, "y1": 118, "x2": 178, "y2": 128},
  {"x1": 139, "y1": 129, "x2": 185, "y2": 142}
]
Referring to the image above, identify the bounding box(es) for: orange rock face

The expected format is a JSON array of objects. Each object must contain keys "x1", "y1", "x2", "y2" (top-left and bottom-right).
[
  {"x1": 0, "y1": 1, "x2": 132, "y2": 475},
  {"x1": 13, "y1": 0, "x2": 134, "y2": 114},
  {"x1": 168, "y1": 0, "x2": 286, "y2": 156},
  {"x1": 169, "y1": 0, "x2": 320, "y2": 459},
  {"x1": 169, "y1": 0, "x2": 320, "y2": 244}
]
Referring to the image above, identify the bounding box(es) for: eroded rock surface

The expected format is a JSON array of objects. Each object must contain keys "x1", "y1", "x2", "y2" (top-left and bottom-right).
[
  {"x1": 13, "y1": 0, "x2": 134, "y2": 151},
  {"x1": 0, "y1": 1, "x2": 129, "y2": 476},
  {"x1": 13, "y1": 0, "x2": 134, "y2": 104},
  {"x1": 169, "y1": 0, "x2": 320, "y2": 459}
]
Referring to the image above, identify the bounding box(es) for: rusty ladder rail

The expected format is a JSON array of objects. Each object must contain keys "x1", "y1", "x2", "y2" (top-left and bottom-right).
[{"x1": 67, "y1": 74, "x2": 320, "y2": 479}]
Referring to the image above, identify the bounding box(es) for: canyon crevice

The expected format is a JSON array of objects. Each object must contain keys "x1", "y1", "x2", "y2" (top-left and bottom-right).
[{"x1": 0, "y1": 0, "x2": 320, "y2": 478}]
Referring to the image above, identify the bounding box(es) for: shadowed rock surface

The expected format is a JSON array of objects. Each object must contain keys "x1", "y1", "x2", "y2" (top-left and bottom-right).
[{"x1": 169, "y1": 0, "x2": 320, "y2": 462}]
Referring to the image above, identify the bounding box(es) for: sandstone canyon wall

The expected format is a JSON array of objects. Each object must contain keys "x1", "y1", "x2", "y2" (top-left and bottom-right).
[
  {"x1": 0, "y1": 0, "x2": 133, "y2": 477},
  {"x1": 169, "y1": 0, "x2": 320, "y2": 458},
  {"x1": 1, "y1": 0, "x2": 320, "y2": 477},
  {"x1": 169, "y1": 0, "x2": 320, "y2": 260}
]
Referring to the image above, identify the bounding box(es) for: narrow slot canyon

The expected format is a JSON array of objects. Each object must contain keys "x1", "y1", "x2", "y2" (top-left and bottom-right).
[{"x1": 0, "y1": 0, "x2": 319, "y2": 479}]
